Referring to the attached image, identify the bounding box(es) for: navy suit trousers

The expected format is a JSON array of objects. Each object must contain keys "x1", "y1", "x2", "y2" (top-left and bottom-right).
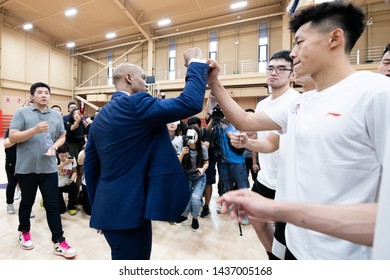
[{"x1": 103, "y1": 220, "x2": 152, "y2": 260}]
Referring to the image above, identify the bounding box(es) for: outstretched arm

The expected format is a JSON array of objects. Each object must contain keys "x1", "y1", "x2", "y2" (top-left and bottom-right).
[
  {"x1": 217, "y1": 189, "x2": 376, "y2": 247},
  {"x1": 136, "y1": 48, "x2": 209, "y2": 126},
  {"x1": 230, "y1": 132, "x2": 280, "y2": 154},
  {"x1": 207, "y1": 60, "x2": 280, "y2": 132}
]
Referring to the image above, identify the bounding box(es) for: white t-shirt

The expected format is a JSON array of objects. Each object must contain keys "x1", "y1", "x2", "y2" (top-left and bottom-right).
[
  {"x1": 58, "y1": 158, "x2": 77, "y2": 187},
  {"x1": 255, "y1": 88, "x2": 300, "y2": 190},
  {"x1": 373, "y1": 130, "x2": 390, "y2": 259},
  {"x1": 265, "y1": 71, "x2": 390, "y2": 259}
]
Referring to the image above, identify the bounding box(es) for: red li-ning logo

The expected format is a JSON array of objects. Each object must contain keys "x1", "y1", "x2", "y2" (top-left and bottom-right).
[{"x1": 325, "y1": 112, "x2": 342, "y2": 117}]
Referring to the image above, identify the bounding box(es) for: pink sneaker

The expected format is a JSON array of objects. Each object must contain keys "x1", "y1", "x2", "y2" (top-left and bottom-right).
[
  {"x1": 18, "y1": 231, "x2": 34, "y2": 250},
  {"x1": 53, "y1": 240, "x2": 78, "y2": 259}
]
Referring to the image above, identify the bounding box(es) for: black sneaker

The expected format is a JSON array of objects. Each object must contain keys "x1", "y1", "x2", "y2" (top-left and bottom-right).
[
  {"x1": 200, "y1": 205, "x2": 210, "y2": 218},
  {"x1": 174, "y1": 216, "x2": 187, "y2": 225},
  {"x1": 191, "y1": 218, "x2": 199, "y2": 232}
]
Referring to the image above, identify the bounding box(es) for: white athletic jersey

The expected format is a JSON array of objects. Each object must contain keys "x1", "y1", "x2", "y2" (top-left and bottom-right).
[
  {"x1": 265, "y1": 71, "x2": 390, "y2": 259},
  {"x1": 255, "y1": 88, "x2": 300, "y2": 190},
  {"x1": 373, "y1": 130, "x2": 390, "y2": 259}
]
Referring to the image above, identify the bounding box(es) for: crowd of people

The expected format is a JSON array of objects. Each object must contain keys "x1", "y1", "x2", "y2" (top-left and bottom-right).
[{"x1": 3, "y1": 1, "x2": 390, "y2": 260}]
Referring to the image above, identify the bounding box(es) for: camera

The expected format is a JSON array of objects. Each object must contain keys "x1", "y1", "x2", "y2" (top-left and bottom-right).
[
  {"x1": 211, "y1": 105, "x2": 224, "y2": 124},
  {"x1": 182, "y1": 129, "x2": 196, "y2": 147},
  {"x1": 182, "y1": 135, "x2": 191, "y2": 147}
]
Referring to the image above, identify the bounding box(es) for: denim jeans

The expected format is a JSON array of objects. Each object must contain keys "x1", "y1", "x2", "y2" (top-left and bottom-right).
[
  {"x1": 17, "y1": 173, "x2": 64, "y2": 244},
  {"x1": 183, "y1": 171, "x2": 206, "y2": 218},
  {"x1": 219, "y1": 162, "x2": 249, "y2": 194}
]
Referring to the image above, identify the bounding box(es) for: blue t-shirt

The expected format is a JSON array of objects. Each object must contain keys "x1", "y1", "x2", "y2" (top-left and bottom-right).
[{"x1": 221, "y1": 123, "x2": 245, "y2": 164}]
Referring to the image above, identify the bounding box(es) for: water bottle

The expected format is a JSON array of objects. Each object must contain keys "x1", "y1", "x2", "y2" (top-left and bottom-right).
[{"x1": 45, "y1": 132, "x2": 53, "y2": 148}]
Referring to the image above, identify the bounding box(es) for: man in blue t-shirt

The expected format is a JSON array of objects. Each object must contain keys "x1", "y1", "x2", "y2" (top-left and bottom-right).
[{"x1": 215, "y1": 119, "x2": 249, "y2": 195}]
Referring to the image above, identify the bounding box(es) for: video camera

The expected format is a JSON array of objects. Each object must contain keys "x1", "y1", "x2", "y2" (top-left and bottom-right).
[{"x1": 211, "y1": 105, "x2": 224, "y2": 124}]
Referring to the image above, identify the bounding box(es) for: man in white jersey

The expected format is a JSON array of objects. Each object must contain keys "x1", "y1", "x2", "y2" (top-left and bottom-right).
[
  {"x1": 208, "y1": 1, "x2": 390, "y2": 259},
  {"x1": 253, "y1": 50, "x2": 299, "y2": 200},
  {"x1": 372, "y1": 43, "x2": 390, "y2": 259},
  {"x1": 234, "y1": 73, "x2": 315, "y2": 260},
  {"x1": 252, "y1": 50, "x2": 300, "y2": 259}
]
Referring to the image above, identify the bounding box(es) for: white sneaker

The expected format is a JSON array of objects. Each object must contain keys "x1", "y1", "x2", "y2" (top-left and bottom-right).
[
  {"x1": 53, "y1": 240, "x2": 78, "y2": 259},
  {"x1": 18, "y1": 231, "x2": 34, "y2": 250},
  {"x1": 7, "y1": 204, "x2": 15, "y2": 214},
  {"x1": 30, "y1": 211, "x2": 35, "y2": 218},
  {"x1": 14, "y1": 188, "x2": 21, "y2": 200}
]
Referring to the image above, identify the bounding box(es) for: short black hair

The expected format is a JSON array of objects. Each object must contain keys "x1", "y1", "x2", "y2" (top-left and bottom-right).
[
  {"x1": 51, "y1": 105, "x2": 62, "y2": 111},
  {"x1": 30, "y1": 82, "x2": 50, "y2": 95},
  {"x1": 289, "y1": 1, "x2": 365, "y2": 53},
  {"x1": 67, "y1": 101, "x2": 77, "y2": 109},
  {"x1": 270, "y1": 50, "x2": 293, "y2": 68},
  {"x1": 187, "y1": 116, "x2": 201, "y2": 127},
  {"x1": 57, "y1": 142, "x2": 70, "y2": 154},
  {"x1": 382, "y1": 44, "x2": 390, "y2": 58}
]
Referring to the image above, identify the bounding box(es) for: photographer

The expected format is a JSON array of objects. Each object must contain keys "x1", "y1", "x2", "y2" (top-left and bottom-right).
[
  {"x1": 216, "y1": 119, "x2": 249, "y2": 195},
  {"x1": 206, "y1": 94, "x2": 250, "y2": 223},
  {"x1": 202, "y1": 93, "x2": 222, "y2": 216},
  {"x1": 186, "y1": 116, "x2": 212, "y2": 217},
  {"x1": 175, "y1": 126, "x2": 209, "y2": 232}
]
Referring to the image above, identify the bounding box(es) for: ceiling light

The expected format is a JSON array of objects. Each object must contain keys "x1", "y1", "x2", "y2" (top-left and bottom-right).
[
  {"x1": 158, "y1": 19, "x2": 171, "y2": 26},
  {"x1": 23, "y1": 23, "x2": 33, "y2": 30},
  {"x1": 230, "y1": 1, "x2": 248, "y2": 10},
  {"x1": 106, "y1": 32, "x2": 116, "y2": 39},
  {"x1": 65, "y1": 8, "x2": 77, "y2": 17},
  {"x1": 66, "y1": 42, "x2": 75, "y2": 48}
]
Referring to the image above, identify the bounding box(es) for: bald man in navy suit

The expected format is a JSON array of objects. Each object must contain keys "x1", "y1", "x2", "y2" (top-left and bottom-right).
[{"x1": 84, "y1": 48, "x2": 209, "y2": 260}]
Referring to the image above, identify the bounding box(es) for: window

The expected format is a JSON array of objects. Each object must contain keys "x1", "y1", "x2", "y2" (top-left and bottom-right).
[
  {"x1": 107, "y1": 50, "x2": 113, "y2": 85},
  {"x1": 258, "y1": 22, "x2": 269, "y2": 72},
  {"x1": 209, "y1": 31, "x2": 218, "y2": 60},
  {"x1": 168, "y1": 39, "x2": 176, "y2": 80}
]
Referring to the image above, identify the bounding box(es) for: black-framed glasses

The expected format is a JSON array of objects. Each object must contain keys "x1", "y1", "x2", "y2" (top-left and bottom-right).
[{"x1": 266, "y1": 66, "x2": 293, "y2": 74}]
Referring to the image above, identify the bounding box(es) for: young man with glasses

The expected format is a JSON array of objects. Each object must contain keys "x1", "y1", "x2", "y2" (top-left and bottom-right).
[{"x1": 252, "y1": 50, "x2": 300, "y2": 259}]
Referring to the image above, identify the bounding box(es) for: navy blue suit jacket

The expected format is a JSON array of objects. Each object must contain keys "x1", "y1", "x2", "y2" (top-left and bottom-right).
[{"x1": 84, "y1": 62, "x2": 209, "y2": 230}]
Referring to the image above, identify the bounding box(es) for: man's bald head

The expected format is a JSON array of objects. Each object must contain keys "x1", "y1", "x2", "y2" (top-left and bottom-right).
[
  {"x1": 112, "y1": 63, "x2": 147, "y2": 94},
  {"x1": 113, "y1": 63, "x2": 140, "y2": 85}
]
